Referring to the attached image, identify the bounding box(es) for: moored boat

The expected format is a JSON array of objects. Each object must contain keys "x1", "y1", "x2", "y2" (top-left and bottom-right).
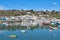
[
  {"x1": 56, "y1": 22, "x2": 60, "y2": 25},
  {"x1": 9, "y1": 34, "x2": 17, "y2": 38},
  {"x1": 20, "y1": 30, "x2": 27, "y2": 33}
]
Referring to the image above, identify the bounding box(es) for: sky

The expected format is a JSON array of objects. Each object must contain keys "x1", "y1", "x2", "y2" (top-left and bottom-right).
[{"x1": 0, "y1": 0, "x2": 60, "y2": 11}]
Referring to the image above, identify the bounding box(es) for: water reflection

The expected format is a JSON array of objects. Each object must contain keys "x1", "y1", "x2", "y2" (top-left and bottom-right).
[
  {"x1": 0, "y1": 22, "x2": 60, "y2": 40},
  {"x1": 0, "y1": 28, "x2": 60, "y2": 40},
  {"x1": 0, "y1": 22, "x2": 59, "y2": 30}
]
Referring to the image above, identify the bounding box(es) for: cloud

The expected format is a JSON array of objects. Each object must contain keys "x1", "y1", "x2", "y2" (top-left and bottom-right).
[
  {"x1": 0, "y1": 5, "x2": 9, "y2": 10},
  {"x1": 53, "y1": 2, "x2": 57, "y2": 5}
]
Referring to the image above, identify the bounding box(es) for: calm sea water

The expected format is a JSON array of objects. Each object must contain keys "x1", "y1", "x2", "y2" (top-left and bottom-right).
[{"x1": 0, "y1": 28, "x2": 60, "y2": 40}]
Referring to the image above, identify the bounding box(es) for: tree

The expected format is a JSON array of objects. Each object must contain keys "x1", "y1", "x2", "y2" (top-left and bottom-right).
[{"x1": 12, "y1": 9, "x2": 16, "y2": 11}]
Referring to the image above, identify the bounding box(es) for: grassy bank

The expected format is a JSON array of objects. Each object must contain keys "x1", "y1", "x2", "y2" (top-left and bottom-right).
[{"x1": 53, "y1": 15, "x2": 60, "y2": 18}]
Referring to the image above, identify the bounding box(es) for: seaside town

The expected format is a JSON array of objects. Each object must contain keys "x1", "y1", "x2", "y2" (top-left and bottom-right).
[
  {"x1": 0, "y1": 10, "x2": 60, "y2": 30},
  {"x1": 0, "y1": 0, "x2": 60, "y2": 40}
]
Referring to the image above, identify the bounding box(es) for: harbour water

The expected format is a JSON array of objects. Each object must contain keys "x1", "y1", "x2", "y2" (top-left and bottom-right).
[
  {"x1": 0, "y1": 28, "x2": 60, "y2": 40},
  {"x1": 0, "y1": 21, "x2": 60, "y2": 40}
]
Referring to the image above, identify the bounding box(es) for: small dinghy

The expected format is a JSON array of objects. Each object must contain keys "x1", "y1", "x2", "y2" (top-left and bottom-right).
[
  {"x1": 21, "y1": 30, "x2": 27, "y2": 33},
  {"x1": 9, "y1": 34, "x2": 17, "y2": 38}
]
